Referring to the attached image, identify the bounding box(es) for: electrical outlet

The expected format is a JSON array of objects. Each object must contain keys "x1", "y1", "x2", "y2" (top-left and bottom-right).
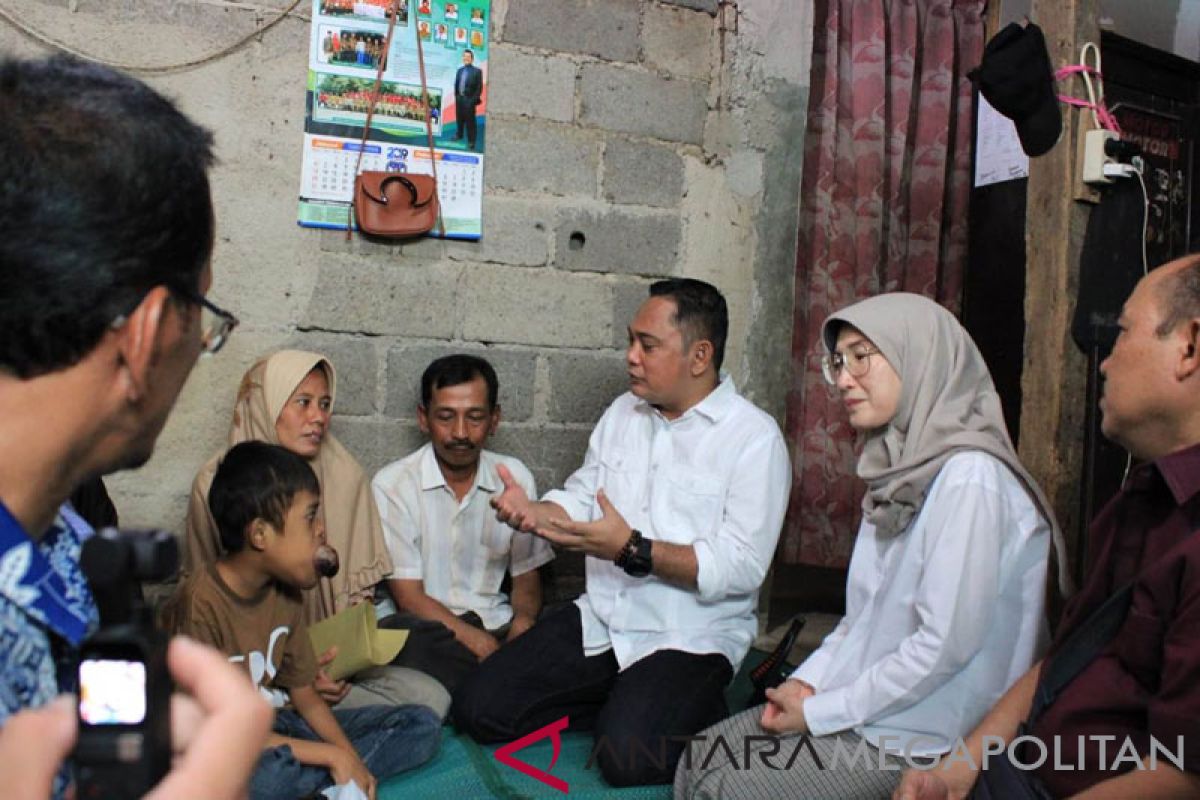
[{"x1": 1082, "y1": 129, "x2": 1119, "y2": 184}]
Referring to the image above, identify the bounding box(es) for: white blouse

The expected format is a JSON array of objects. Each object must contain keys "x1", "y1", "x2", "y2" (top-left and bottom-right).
[{"x1": 793, "y1": 450, "x2": 1051, "y2": 757}]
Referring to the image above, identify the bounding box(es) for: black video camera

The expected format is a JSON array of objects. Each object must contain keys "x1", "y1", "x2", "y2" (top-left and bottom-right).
[{"x1": 72, "y1": 529, "x2": 177, "y2": 800}]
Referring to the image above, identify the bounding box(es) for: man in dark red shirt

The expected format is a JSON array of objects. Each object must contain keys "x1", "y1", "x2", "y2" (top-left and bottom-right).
[{"x1": 896, "y1": 252, "x2": 1200, "y2": 800}]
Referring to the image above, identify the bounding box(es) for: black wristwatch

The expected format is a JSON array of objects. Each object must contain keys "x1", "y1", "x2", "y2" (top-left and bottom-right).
[{"x1": 615, "y1": 529, "x2": 653, "y2": 578}]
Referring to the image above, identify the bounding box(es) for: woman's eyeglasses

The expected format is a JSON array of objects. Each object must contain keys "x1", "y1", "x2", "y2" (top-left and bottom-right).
[{"x1": 820, "y1": 348, "x2": 880, "y2": 385}]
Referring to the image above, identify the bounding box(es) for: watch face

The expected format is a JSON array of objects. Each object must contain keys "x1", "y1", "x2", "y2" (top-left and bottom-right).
[{"x1": 624, "y1": 537, "x2": 653, "y2": 577}]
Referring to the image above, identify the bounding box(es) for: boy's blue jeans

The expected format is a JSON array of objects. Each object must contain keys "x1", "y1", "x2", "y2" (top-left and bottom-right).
[{"x1": 250, "y1": 704, "x2": 441, "y2": 800}]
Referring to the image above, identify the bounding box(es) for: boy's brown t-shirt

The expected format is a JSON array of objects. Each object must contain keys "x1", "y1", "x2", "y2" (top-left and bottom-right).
[{"x1": 167, "y1": 563, "x2": 318, "y2": 707}]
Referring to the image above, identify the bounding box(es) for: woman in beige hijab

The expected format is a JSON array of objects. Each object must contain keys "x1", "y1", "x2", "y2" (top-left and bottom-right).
[
  {"x1": 678, "y1": 293, "x2": 1068, "y2": 800},
  {"x1": 185, "y1": 350, "x2": 390, "y2": 619},
  {"x1": 184, "y1": 350, "x2": 449, "y2": 715}
]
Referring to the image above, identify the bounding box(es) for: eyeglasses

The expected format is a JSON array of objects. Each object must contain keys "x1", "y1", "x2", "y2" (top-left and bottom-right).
[
  {"x1": 170, "y1": 285, "x2": 240, "y2": 356},
  {"x1": 109, "y1": 286, "x2": 239, "y2": 355},
  {"x1": 820, "y1": 348, "x2": 880, "y2": 385}
]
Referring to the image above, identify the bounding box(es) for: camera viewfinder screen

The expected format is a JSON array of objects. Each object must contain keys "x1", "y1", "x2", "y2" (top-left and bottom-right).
[{"x1": 79, "y1": 659, "x2": 146, "y2": 725}]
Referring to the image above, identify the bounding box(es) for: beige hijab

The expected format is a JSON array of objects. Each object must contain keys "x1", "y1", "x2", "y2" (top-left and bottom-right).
[
  {"x1": 183, "y1": 350, "x2": 393, "y2": 623},
  {"x1": 824, "y1": 293, "x2": 1070, "y2": 594}
]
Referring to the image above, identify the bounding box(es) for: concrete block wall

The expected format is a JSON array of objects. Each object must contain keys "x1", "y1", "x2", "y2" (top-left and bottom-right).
[{"x1": 3, "y1": 0, "x2": 812, "y2": 602}]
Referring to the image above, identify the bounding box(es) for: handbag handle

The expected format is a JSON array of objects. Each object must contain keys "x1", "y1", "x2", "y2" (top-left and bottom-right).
[
  {"x1": 362, "y1": 174, "x2": 429, "y2": 207},
  {"x1": 345, "y1": 0, "x2": 444, "y2": 238}
]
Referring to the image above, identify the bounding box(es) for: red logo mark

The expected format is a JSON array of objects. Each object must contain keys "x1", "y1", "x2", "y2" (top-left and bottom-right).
[{"x1": 493, "y1": 716, "x2": 570, "y2": 794}]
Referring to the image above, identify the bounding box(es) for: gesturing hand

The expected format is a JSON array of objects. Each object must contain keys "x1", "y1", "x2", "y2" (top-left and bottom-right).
[
  {"x1": 491, "y1": 464, "x2": 538, "y2": 532},
  {"x1": 543, "y1": 489, "x2": 631, "y2": 561}
]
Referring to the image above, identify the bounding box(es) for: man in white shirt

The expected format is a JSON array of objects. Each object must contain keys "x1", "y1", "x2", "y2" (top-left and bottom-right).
[
  {"x1": 452, "y1": 279, "x2": 791, "y2": 787},
  {"x1": 373, "y1": 355, "x2": 554, "y2": 693}
]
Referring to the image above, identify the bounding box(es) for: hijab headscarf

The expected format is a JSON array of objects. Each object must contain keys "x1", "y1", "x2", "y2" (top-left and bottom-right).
[
  {"x1": 823, "y1": 293, "x2": 1071, "y2": 594},
  {"x1": 183, "y1": 350, "x2": 393, "y2": 623}
]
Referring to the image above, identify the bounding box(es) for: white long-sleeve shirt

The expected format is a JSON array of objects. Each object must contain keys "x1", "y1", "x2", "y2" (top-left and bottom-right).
[
  {"x1": 544, "y1": 376, "x2": 791, "y2": 672},
  {"x1": 793, "y1": 451, "x2": 1051, "y2": 757}
]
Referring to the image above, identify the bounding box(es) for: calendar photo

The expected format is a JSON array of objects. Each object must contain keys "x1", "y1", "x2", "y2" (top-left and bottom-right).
[
  {"x1": 313, "y1": 73, "x2": 443, "y2": 133},
  {"x1": 318, "y1": 0, "x2": 408, "y2": 25},
  {"x1": 317, "y1": 25, "x2": 389, "y2": 72}
]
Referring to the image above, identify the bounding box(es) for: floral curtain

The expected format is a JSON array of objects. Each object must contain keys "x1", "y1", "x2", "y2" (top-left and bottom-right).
[{"x1": 780, "y1": 0, "x2": 986, "y2": 567}]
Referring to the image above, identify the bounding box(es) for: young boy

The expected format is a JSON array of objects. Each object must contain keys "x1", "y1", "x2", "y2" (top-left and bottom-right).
[{"x1": 165, "y1": 441, "x2": 440, "y2": 800}]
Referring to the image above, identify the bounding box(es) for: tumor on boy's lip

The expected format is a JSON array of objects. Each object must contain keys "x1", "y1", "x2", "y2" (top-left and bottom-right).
[{"x1": 315, "y1": 545, "x2": 340, "y2": 577}]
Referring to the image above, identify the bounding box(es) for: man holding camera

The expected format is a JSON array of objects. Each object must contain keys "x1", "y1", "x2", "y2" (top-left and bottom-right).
[{"x1": 0, "y1": 55, "x2": 271, "y2": 798}]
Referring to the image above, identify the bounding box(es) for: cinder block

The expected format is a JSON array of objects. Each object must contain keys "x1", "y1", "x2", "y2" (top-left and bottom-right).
[
  {"x1": 642, "y1": 3, "x2": 714, "y2": 80},
  {"x1": 317, "y1": 229, "x2": 397, "y2": 257},
  {"x1": 488, "y1": 425, "x2": 593, "y2": 494},
  {"x1": 553, "y1": 207, "x2": 681, "y2": 276},
  {"x1": 602, "y1": 138, "x2": 685, "y2": 208},
  {"x1": 611, "y1": 280, "x2": 650, "y2": 347},
  {"x1": 658, "y1": 0, "x2": 719, "y2": 13},
  {"x1": 459, "y1": 265, "x2": 612, "y2": 348},
  {"x1": 445, "y1": 195, "x2": 555, "y2": 267},
  {"x1": 488, "y1": 45, "x2": 576, "y2": 123},
  {"x1": 282, "y1": 332, "x2": 378, "y2": 417},
  {"x1": 504, "y1": 0, "x2": 640, "y2": 62},
  {"x1": 334, "y1": 417, "x2": 424, "y2": 480},
  {"x1": 486, "y1": 118, "x2": 600, "y2": 197},
  {"x1": 384, "y1": 343, "x2": 537, "y2": 422},
  {"x1": 579, "y1": 64, "x2": 707, "y2": 145},
  {"x1": 302, "y1": 260, "x2": 459, "y2": 338},
  {"x1": 546, "y1": 351, "x2": 629, "y2": 424}
]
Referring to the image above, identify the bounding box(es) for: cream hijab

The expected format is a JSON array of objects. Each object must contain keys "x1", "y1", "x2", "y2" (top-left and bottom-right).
[
  {"x1": 824, "y1": 293, "x2": 1070, "y2": 594},
  {"x1": 183, "y1": 350, "x2": 393, "y2": 623}
]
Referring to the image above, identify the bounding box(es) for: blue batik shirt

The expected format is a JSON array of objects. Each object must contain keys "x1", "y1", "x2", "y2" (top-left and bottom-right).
[{"x1": 0, "y1": 500, "x2": 99, "y2": 799}]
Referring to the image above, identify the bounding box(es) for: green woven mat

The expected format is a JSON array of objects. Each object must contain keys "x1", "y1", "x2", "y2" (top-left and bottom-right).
[{"x1": 379, "y1": 648, "x2": 775, "y2": 799}]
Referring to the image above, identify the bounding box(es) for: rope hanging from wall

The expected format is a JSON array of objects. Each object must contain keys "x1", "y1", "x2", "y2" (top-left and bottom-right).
[{"x1": 0, "y1": 0, "x2": 305, "y2": 74}]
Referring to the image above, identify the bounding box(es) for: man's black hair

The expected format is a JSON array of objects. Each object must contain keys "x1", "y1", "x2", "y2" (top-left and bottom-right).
[
  {"x1": 649, "y1": 278, "x2": 729, "y2": 372},
  {"x1": 0, "y1": 55, "x2": 216, "y2": 379},
  {"x1": 208, "y1": 441, "x2": 320, "y2": 555},
  {"x1": 420, "y1": 353, "x2": 499, "y2": 409}
]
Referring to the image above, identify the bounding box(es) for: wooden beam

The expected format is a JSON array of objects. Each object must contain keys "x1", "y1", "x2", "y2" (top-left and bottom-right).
[
  {"x1": 1019, "y1": 0, "x2": 1100, "y2": 582},
  {"x1": 984, "y1": 0, "x2": 1004, "y2": 40}
]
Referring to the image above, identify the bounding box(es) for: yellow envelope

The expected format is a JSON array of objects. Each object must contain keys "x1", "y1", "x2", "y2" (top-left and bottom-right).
[{"x1": 307, "y1": 602, "x2": 409, "y2": 682}]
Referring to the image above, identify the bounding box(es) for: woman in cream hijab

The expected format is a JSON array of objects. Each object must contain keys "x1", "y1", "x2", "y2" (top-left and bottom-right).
[
  {"x1": 184, "y1": 350, "x2": 449, "y2": 715},
  {"x1": 677, "y1": 293, "x2": 1068, "y2": 800},
  {"x1": 185, "y1": 350, "x2": 389, "y2": 620}
]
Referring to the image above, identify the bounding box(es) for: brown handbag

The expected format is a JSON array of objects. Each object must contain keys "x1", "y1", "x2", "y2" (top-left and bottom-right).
[
  {"x1": 354, "y1": 172, "x2": 438, "y2": 237},
  {"x1": 347, "y1": 0, "x2": 443, "y2": 239}
]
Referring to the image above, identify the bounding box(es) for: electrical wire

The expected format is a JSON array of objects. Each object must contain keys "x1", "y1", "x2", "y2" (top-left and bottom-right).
[
  {"x1": 0, "y1": 0, "x2": 306, "y2": 75},
  {"x1": 1056, "y1": 42, "x2": 1121, "y2": 133},
  {"x1": 1118, "y1": 159, "x2": 1149, "y2": 487},
  {"x1": 1080, "y1": 42, "x2": 1102, "y2": 130},
  {"x1": 1131, "y1": 159, "x2": 1149, "y2": 276}
]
